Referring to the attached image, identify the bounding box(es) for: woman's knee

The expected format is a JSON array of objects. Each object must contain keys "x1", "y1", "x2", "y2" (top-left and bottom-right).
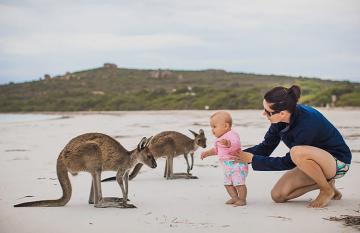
[
  {"x1": 271, "y1": 188, "x2": 286, "y2": 203},
  {"x1": 290, "y1": 145, "x2": 307, "y2": 164}
]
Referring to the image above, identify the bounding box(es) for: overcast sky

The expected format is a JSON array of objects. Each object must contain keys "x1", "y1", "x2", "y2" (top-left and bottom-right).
[{"x1": 0, "y1": 0, "x2": 359, "y2": 84}]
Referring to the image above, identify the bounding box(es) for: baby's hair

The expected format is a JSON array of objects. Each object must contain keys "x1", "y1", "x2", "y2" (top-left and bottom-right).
[{"x1": 211, "y1": 111, "x2": 233, "y2": 127}]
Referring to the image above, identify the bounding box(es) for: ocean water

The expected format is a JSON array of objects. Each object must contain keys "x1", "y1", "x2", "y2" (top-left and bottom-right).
[{"x1": 0, "y1": 114, "x2": 60, "y2": 123}]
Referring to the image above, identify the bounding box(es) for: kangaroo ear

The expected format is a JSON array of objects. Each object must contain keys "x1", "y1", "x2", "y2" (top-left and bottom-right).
[
  {"x1": 189, "y1": 129, "x2": 198, "y2": 137},
  {"x1": 145, "y1": 136, "x2": 153, "y2": 147},
  {"x1": 138, "y1": 137, "x2": 147, "y2": 150},
  {"x1": 199, "y1": 129, "x2": 204, "y2": 135}
]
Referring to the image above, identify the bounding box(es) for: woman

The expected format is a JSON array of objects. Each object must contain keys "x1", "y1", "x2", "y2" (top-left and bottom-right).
[{"x1": 235, "y1": 85, "x2": 351, "y2": 208}]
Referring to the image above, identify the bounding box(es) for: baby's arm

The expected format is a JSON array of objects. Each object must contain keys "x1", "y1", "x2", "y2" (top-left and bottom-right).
[{"x1": 201, "y1": 148, "x2": 216, "y2": 160}]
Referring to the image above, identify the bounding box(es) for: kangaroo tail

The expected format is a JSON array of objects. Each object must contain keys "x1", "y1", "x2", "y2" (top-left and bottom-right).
[
  {"x1": 101, "y1": 176, "x2": 116, "y2": 182},
  {"x1": 101, "y1": 163, "x2": 144, "y2": 182},
  {"x1": 14, "y1": 157, "x2": 72, "y2": 207}
]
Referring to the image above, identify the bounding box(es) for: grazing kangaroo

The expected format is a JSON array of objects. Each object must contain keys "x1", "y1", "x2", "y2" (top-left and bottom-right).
[
  {"x1": 14, "y1": 133, "x2": 156, "y2": 208},
  {"x1": 102, "y1": 129, "x2": 206, "y2": 181}
]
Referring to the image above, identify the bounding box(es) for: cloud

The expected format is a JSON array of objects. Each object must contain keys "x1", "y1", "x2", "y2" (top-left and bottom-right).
[
  {"x1": 0, "y1": 0, "x2": 360, "y2": 83},
  {"x1": 0, "y1": 33, "x2": 206, "y2": 55}
]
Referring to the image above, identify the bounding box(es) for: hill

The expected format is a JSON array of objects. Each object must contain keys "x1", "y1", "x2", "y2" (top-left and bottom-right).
[{"x1": 1, "y1": 66, "x2": 359, "y2": 112}]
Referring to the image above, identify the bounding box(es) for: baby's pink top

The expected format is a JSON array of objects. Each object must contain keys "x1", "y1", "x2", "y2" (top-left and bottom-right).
[{"x1": 213, "y1": 129, "x2": 241, "y2": 161}]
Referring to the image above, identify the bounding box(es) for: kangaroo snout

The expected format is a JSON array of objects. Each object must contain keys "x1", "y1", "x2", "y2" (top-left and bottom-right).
[{"x1": 151, "y1": 160, "x2": 157, "y2": 168}]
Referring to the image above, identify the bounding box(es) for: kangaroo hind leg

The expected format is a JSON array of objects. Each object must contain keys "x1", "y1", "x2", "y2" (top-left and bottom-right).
[
  {"x1": 166, "y1": 154, "x2": 185, "y2": 179},
  {"x1": 91, "y1": 170, "x2": 121, "y2": 208},
  {"x1": 91, "y1": 170, "x2": 105, "y2": 207},
  {"x1": 91, "y1": 176, "x2": 127, "y2": 206},
  {"x1": 170, "y1": 153, "x2": 198, "y2": 179},
  {"x1": 88, "y1": 181, "x2": 94, "y2": 204}
]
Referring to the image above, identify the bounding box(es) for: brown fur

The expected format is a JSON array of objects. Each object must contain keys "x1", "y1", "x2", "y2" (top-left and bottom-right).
[
  {"x1": 130, "y1": 129, "x2": 207, "y2": 180},
  {"x1": 14, "y1": 133, "x2": 156, "y2": 208}
]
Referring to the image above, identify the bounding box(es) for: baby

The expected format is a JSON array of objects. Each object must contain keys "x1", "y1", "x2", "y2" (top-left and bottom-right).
[{"x1": 201, "y1": 111, "x2": 248, "y2": 206}]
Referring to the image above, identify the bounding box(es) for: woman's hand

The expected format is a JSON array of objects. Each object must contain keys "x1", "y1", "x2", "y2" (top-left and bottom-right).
[
  {"x1": 232, "y1": 150, "x2": 254, "y2": 163},
  {"x1": 219, "y1": 139, "x2": 231, "y2": 148}
]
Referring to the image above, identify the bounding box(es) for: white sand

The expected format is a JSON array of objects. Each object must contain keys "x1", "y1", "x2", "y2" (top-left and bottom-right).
[{"x1": 0, "y1": 109, "x2": 359, "y2": 233}]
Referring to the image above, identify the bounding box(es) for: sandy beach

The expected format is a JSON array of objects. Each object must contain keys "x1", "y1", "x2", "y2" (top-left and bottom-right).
[{"x1": 0, "y1": 109, "x2": 359, "y2": 233}]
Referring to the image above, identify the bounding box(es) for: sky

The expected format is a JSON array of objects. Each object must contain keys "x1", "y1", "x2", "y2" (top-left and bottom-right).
[{"x1": 0, "y1": 0, "x2": 359, "y2": 84}]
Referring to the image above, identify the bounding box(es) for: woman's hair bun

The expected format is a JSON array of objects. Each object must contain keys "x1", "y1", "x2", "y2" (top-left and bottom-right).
[
  {"x1": 288, "y1": 85, "x2": 301, "y2": 102},
  {"x1": 264, "y1": 85, "x2": 302, "y2": 113}
]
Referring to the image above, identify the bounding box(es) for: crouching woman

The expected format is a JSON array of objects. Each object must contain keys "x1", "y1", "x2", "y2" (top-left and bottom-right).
[{"x1": 235, "y1": 85, "x2": 351, "y2": 208}]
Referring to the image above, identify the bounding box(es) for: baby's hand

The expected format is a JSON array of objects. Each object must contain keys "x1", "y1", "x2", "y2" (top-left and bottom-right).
[
  {"x1": 220, "y1": 139, "x2": 231, "y2": 147},
  {"x1": 200, "y1": 151, "x2": 208, "y2": 160}
]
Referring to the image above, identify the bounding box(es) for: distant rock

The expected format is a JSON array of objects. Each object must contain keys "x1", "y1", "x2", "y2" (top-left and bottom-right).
[
  {"x1": 44, "y1": 74, "x2": 51, "y2": 80},
  {"x1": 103, "y1": 63, "x2": 117, "y2": 69}
]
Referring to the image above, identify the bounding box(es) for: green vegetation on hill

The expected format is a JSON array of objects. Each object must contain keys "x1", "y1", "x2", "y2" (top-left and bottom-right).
[{"x1": 0, "y1": 67, "x2": 359, "y2": 112}]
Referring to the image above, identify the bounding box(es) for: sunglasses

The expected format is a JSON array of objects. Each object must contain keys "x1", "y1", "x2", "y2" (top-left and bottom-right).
[{"x1": 264, "y1": 108, "x2": 281, "y2": 116}]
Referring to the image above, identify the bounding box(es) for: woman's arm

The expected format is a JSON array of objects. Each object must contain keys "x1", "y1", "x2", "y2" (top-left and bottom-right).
[
  {"x1": 235, "y1": 150, "x2": 296, "y2": 171},
  {"x1": 251, "y1": 152, "x2": 295, "y2": 171},
  {"x1": 234, "y1": 124, "x2": 296, "y2": 171},
  {"x1": 244, "y1": 124, "x2": 281, "y2": 156}
]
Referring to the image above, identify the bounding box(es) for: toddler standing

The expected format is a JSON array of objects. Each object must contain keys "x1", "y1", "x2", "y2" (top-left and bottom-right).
[{"x1": 201, "y1": 111, "x2": 248, "y2": 206}]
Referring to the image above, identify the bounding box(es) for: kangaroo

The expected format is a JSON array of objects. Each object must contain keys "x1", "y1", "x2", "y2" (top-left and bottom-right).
[
  {"x1": 155, "y1": 129, "x2": 207, "y2": 179},
  {"x1": 102, "y1": 129, "x2": 206, "y2": 181},
  {"x1": 14, "y1": 133, "x2": 156, "y2": 208}
]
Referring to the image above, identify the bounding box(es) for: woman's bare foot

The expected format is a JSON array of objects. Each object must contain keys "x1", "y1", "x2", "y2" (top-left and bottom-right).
[
  {"x1": 329, "y1": 179, "x2": 342, "y2": 200},
  {"x1": 308, "y1": 187, "x2": 334, "y2": 208},
  {"x1": 233, "y1": 199, "x2": 246, "y2": 206},
  {"x1": 332, "y1": 188, "x2": 342, "y2": 200},
  {"x1": 225, "y1": 198, "x2": 239, "y2": 204}
]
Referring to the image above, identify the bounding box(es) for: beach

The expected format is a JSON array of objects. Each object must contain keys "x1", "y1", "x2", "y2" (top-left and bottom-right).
[{"x1": 0, "y1": 109, "x2": 359, "y2": 233}]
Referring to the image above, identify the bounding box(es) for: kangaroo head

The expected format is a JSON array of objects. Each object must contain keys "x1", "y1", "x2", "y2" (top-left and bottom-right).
[
  {"x1": 136, "y1": 136, "x2": 157, "y2": 168},
  {"x1": 189, "y1": 129, "x2": 207, "y2": 148}
]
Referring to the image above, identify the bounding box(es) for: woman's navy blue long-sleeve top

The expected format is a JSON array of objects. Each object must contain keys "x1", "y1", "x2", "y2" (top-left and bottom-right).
[{"x1": 244, "y1": 104, "x2": 352, "y2": 171}]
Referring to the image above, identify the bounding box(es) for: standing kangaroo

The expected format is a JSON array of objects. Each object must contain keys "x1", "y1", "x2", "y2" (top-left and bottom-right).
[
  {"x1": 14, "y1": 133, "x2": 156, "y2": 208},
  {"x1": 102, "y1": 129, "x2": 206, "y2": 181}
]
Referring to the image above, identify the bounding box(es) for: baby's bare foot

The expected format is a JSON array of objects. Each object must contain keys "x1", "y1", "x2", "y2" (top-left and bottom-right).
[
  {"x1": 225, "y1": 198, "x2": 238, "y2": 205},
  {"x1": 233, "y1": 200, "x2": 246, "y2": 206}
]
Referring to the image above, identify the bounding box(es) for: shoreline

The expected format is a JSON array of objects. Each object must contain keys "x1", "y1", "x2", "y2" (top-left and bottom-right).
[{"x1": 1, "y1": 106, "x2": 359, "y2": 115}]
